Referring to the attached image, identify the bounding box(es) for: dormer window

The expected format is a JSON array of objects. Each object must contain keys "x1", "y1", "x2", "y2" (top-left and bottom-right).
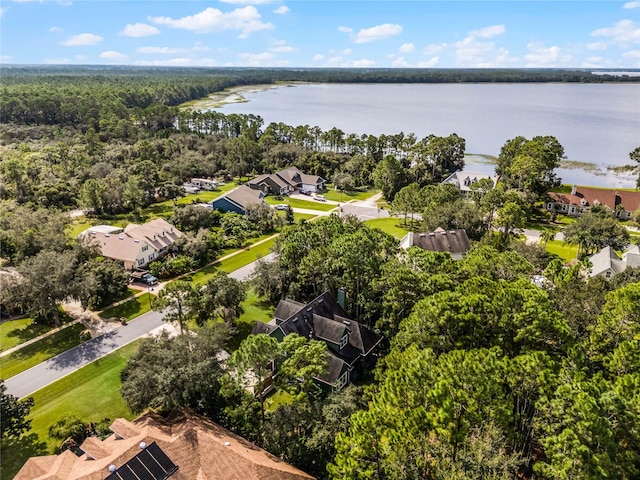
[
  {"x1": 339, "y1": 333, "x2": 348, "y2": 349},
  {"x1": 335, "y1": 371, "x2": 348, "y2": 390}
]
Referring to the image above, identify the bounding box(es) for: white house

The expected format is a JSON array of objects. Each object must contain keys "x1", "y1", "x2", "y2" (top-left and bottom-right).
[
  {"x1": 588, "y1": 245, "x2": 640, "y2": 279},
  {"x1": 442, "y1": 170, "x2": 498, "y2": 198}
]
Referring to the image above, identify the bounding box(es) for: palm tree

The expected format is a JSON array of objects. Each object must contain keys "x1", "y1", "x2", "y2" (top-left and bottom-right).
[{"x1": 540, "y1": 228, "x2": 556, "y2": 246}]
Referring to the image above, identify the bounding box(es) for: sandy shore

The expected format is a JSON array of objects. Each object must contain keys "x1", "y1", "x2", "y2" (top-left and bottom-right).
[{"x1": 181, "y1": 82, "x2": 300, "y2": 110}]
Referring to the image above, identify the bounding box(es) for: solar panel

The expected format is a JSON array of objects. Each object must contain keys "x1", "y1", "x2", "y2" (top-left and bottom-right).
[{"x1": 104, "y1": 442, "x2": 178, "y2": 480}]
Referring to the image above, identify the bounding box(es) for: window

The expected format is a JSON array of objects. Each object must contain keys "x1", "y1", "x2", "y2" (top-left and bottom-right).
[
  {"x1": 137, "y1": 259, "x2": 144, "y2": 266},
  {"x1": 335, "y1": 372, "x2": 348, "y2": 391},
  {"x1": 570, "y1": 207, "x2": 576, "y2": 213},
  {"x1": 605, "y1": 271, "x2": 612, "y2": 279},
  {"x1": 142, "y1": 245, "x2": 148, "y2": 252},
  {"x1": 339, "y1": 334, "x2": 348, "y2": 349}
]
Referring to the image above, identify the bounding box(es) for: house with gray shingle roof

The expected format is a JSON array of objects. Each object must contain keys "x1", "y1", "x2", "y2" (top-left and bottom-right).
[
  {"x1": 588, "y1": 244, "x2": 640, "y2": 278},
  {"x1": 247, "y1": 167, "x2": 326, "y2": 195},
  {"x1": 399, "y1": 228, "x2": 471, "y2": 260},
  {"x1": 252, "y1": 292, "x2": 382, "y2": 392},
  {"x1": 209, "y1": 185, "x2": 265, "y2": 215}
]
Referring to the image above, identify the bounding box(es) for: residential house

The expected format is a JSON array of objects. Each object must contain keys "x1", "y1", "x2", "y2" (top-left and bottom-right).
[
  {"x1": 14, "y1": 410, "x2": 314, "y2": 480},
  {"x1": 247, "y1": 167, "x2": 326, "y2": 195},
  {"x1": 252, "y1": 292, "x2": 383, "y2": 392},
  {"x1": 399, "y1": 228, "x2": 472, "y2": 260},
  {"x1": 589, "y1": 244, "x2": 640, "y2": 278},
  {"x1": 190, "y1": 178, "x2": 219, "y2": 190},
  {"x1": 84, "y1": 219, "x2": 183, "y2": 270},
  {"x1": 442, "y1": 170, "x2": 498, "y2": 198},
  {"x1": 546, "y1": 185, "x2": 640, "y2": 219},
  {"x1": 209, "y1": 185, "x2": 265, "y2": 215}
]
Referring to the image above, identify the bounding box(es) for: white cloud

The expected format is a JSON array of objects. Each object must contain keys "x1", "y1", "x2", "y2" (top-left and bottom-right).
[
  {"x1": 59, "y1": 33, "x2": 103, "y2": 46},
  {"x1": 392, "y1": 56, "x2": 410, "y2": 67},
  {"x1": 149, "y1": 6, "x2": 273, "y2": 36},
  {"x1": 0, "y1": 7, "x2": 7, "y2": 17},
  {"x1": 423, "y1": 43, "x2": 446, "y2": 55},
  {"x1": 270, "y1": 45, "x2": 297, "y2": 53},
  {"x1": 75, "y1": 54, "x2": 87, "y2": 61},
  {"x1": 342, "y1": 48, "x2": 352, "y2": 55},
  {"x1": 221, "y1": 0, "x2": 273, "y2": 4},
  {"x1": 524, "y1": 42, "x2": 572, "y2": 67},
  {"x1": 338, "y1": 26, "x2": 352, "y2": 33},
  {"x1": 399, "y1": 42, "x2": 415, "y2": 53},
  {"x1": 236, "y1": 51, "x2": 289, "y2": 66},
  {"x1": 470, "y1": 24, "x2": 505, "y2": 38},
  {"x1": 273, "y1": 5, "x2": 289, "y2": 14},
  {"x1": 120, "y1": 23, "x2": 160, "y2": 37},
  {"x1": 623, "y1": 1, "x2": 640, "y2": 8},
  {"x1": 592, "y1": 19, "x2": 640, "y2": 45},
  {"x1": 138, "y1": 46, "x2": 184, "y2": 54},
  {"x1": 418, "y1": 57, "x2": 440, "y2": 68},
  {"x1": 49, "y1": 26, "x2": 63, "y2": 32},
  {"x1": 100, "y1": 50, "x2": 128, "y2": 61},
  {"x1": 581, "y1": 56, "x2": 605, "y2": 68},
  {"x1": 350, "y1": 59, "x2": 376, "y2": 67},
  {"x1": 1, "y1": 55, "x2": 14, "y2": 62},
  {"x1": 312, "y1": 54, "x2": 324, "y2": 62},
  {"x1": 587, "y1": 41, "x2": 608, "y2": 51},
  {"x1": 352, "y1": 23, "x2": 402, "y2": 43}
]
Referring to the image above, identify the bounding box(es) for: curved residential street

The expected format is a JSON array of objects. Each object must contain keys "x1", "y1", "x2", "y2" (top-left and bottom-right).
[{"x1": 4, "y1": 311, "x2": 168, "y2": 399}]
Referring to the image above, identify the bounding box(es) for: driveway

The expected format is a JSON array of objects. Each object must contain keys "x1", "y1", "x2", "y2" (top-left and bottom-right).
[
  {"x1": 4, "y1": 311, "x2": 170, "y2": 399},
  {"x1": 229, "y1": 253, "x2": 277, "y2": 281},
  {"x1": 340, "y1": 203, "x2": 390, "y2": 221}
]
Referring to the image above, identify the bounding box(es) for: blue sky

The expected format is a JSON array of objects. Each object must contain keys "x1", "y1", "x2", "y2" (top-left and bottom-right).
[{"x1": 1, "y1": 1, "x2": 639, "y2": 68}]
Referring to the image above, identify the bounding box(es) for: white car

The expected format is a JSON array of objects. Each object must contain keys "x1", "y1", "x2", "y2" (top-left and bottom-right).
[
  {"x1": 314, "y1": 195, "x2": 327, "y2": 202},
  {"x1": 275, "y1": 204, "x2": 289, "y2": 210}
]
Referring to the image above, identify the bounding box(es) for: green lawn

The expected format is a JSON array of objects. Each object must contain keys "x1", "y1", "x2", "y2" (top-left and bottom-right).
[
  {"x1": 322, "y1": 188, "x2": 377, "y2": 203},
  {"x1": 264, "y1": 389, "x2": 294, "y2": 412},
  {"x1": 189, "y1": 237, "x2": 277, "y2": 286},
  {"x1": 99, "y1": 294, "x2": 155, "y2": 321},
  {"x1": 227, "y1": 289, "x2": 275, "y2": 351},
  {"x1": 0, "y1": 318, "x2": 53, "y2": 353},
  {"x1": 545, "y1": 239, "x2": 579, "y2": 261},
  {"x1": 0, "y1": 324, "x2": 86, "y2": 379},
  {"x1": 0, "y1": 342, "x2": 138, "y2": 480},
  {"x1": 365, "y1": 218, "x2": 413, "y2": 240},
  {"x1": 264, "y1": 196, "x2": 336, "y2": 212}
]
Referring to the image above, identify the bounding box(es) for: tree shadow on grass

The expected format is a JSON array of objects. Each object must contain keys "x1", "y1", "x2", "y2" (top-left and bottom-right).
[{"x1": 1, "y1": 433, "x2": 49, "y2": 480}]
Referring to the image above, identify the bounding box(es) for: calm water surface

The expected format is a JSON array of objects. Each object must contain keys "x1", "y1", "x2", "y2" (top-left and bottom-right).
[{"x1": 212, "y1": 83, "x2": 640, "y2": 188}]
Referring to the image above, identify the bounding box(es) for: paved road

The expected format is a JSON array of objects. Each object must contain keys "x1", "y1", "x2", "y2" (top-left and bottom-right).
[
  {"x1": 229, "y1": 253, "x2": 277, "y2": 281},
  {"x1": 340, "y1": 203, "x2": 390, "y2": 221},
  {"x1": 4, "y1": 311, "x2": 167, "y2": 399}
]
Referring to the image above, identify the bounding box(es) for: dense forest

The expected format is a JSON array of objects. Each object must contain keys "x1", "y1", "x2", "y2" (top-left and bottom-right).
[{"x1": 1, "y1": 68, "x2": 639, "y2": 480}]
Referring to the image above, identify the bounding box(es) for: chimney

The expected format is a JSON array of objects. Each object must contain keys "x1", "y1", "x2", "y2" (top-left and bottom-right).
[
  {"x1": 337, "y1": 288, "x2": 347, "y2": 310},
  {"x1": 571, "y1": 184, "x2": 577, "y2": 195}
]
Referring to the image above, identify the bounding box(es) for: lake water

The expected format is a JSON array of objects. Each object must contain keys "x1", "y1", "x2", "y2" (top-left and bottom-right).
[{"x1": 211, "y1": 83, "x2": 640, "y2": 188}]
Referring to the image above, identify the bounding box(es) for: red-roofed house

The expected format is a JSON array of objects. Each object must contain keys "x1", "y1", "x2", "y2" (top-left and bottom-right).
[{"x1": 546, "y1": 185, "x2": 640, "y2": 219}]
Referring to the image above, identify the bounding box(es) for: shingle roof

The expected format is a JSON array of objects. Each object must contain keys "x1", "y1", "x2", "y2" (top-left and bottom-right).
[
  {"x1": 125, "y1": 218, "x2": 183, "y2": 251},
  {"x1": 442, "y1": 170, "x2": 498, "y2": 192},
  {"x1": 588, "y1": 246, "x2": 627, "y2": 277},
  {"x1": 87, "y1": 233, "x2": 147, "y2": 262},
  {"x1": 15, "y1": 411, "x2": 314, "y2": 480},
  {"x1": 549, "y1": 186, "x2": 640, "y2": 212},
  {"x1": 402, "y1": 230, "x2": 471, "y2": 257},
  {"x1": 274, "y1": 299, "x2": 306, "y2": 323},
  {"x1": 216, "y1": 185, "x2": 265, "y2": 210}
]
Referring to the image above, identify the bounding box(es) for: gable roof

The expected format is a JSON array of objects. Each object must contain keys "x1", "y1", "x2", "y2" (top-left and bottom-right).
[
  {"x1": 589, "y1": 246, "x2": 627, "y2": 277},
  {"x1": 401, "y1": 229, "x2": 471, "y2": 258},
  {"x1": 214, "y1": 185, "x2": 265, "y2": 211},
  {"x1": 442, "y1": 170, "x2": 498, "y2": 192},
  {"x1": 87, "y1": 232, "x2": 148, "y2": 262},
  {"x1": 15, "y1": 410, "x2": 314, "y2": 480},
  {"x1": 125, "y1": 218, "x2": 183, "y2": 251},
  {"x1": 549, "y1": 186, "x2": 640, "y2": 212},
  {"x1": 273, "y1": 292, "x2": 382, "y2": 365}
]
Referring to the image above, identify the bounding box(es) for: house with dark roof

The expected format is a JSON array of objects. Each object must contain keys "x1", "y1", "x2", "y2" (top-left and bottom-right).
[
  {"x1": 15, "y1": 410, "x2": 314, "y2": 480},
  {"x1": 399, "y1": 228, "x2": 471, "y2": 260},
  {"x1": 252, "y1": 292, "x2": 383, "y2": 391},
  {"x1": 546, "y1": 185, "x2": 640, "y2": 219},
  {"x1": 209, "y1": 185, "x2": 265, "y2": 215},
  {"x1": 247, "y1": 167, "x2": 326, "y2": 195}
]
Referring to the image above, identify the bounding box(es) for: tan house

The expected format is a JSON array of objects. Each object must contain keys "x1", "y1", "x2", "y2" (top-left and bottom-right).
[
  {"x1": 15, "y1": 410, "x2": 315, "y2": 480},
  {"x1": 84, "y1": 219, "x2": 183, "y2": 270}
]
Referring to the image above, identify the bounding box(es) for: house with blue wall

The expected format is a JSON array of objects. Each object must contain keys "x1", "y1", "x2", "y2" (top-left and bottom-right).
[{"x1": 209, "y1": 185, "x2": 265, "y2": 215}]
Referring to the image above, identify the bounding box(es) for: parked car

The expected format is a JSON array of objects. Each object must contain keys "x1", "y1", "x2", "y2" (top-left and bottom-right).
[
  {"x1": 275, "y1": 204, "x2": 288, "y2": 210},
  {"x1": 299, "y1": 190, "x2": 311, "y2": 196},
  {"x1": 141, "y1": 273, "x2": 158, "y2": 285},
  {"x1": 314, "y1": 195, "x2": 327, "y2": 202}
]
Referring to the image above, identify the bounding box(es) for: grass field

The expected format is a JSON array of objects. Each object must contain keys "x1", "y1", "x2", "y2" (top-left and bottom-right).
[
  {"x1": 365, "y1": 218, "x2": 413, "y2": 239},
  {"x1": 99, "y1": 294, "x2": 155, "y2": 321},
  {"x1": 227, "y1": 289, "x2": 275, "y2": 351},
  {"x1": 322, "y1": 188, "x2": 377, "y2": 203},
  {"x1": 0, "y1": 323, "x2": 86, "y2": 379},
  {"x1": 545, "y1": 239, "x2": 579, "y2": 261},
  {"x1": 189, "y1": 237, "x2": 277, "y2": 286},
  {"x1": 264, "y1": 196, "x2": 336, "y2": 211},
  {"x1": 0, "y1": 342, "x2": 138, "y2": 480},
  {"x1": 0, "y1": 318, "x2": 53, "y2": 353}
]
